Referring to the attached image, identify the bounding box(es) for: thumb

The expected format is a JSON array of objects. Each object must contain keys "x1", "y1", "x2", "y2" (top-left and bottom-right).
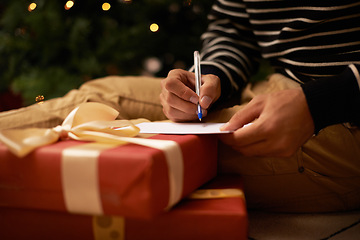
[
  {"x1": 220, "y1": 101, "x2": 262, "y2": 131},
  {"x1": 199, "y1": 74, "x2": 221, "y2": 109}
]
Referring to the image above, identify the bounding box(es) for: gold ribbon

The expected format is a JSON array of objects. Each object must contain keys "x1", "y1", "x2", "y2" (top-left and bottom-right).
[
  {"x1": 0, "y1": 102, "x2": 146, "y2": 158},
  {"x1": 93, "y1": 215, "x2": 125, "y2": 240},
  {"x1": 188, "y1": 188, "x2": 245, "y2": 200},
  {"x1": 0, "y1": 102, "x2": 186, "y2": 214}
]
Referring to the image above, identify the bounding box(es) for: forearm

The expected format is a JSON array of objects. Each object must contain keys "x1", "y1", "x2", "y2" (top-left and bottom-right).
[{"x1": 199, "y1": 0, "x2": 262, "y2": 104}]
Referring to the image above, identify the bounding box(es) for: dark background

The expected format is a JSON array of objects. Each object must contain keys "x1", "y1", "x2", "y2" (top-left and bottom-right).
[{"x1": 0, "y1": 0, "x2": 213, "y2": 110}]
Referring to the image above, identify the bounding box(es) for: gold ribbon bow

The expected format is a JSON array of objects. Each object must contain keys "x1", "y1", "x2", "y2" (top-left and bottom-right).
[{"x1": 0, "y1": 102, "x2": 146, "y2": 158}]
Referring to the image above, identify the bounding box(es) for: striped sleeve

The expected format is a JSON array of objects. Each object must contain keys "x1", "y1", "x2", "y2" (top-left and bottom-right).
[
  {"x1": 195, "y1": 0, "x2": 360, "y2": 131},
  {"x1": 199, "y1": 0, "x2": 262, "y2": 103}
]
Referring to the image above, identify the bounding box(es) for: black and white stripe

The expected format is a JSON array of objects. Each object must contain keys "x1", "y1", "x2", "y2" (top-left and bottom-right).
[
  {"x1": 198, "y1": 0, "x2": 360, "y2": 129},
  {"x1": 200, "y1": 0, "x2": 360, "y2": 91}
]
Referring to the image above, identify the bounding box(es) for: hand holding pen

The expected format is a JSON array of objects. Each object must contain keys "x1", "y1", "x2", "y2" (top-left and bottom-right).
[{"x1": 159, "y1": 52, "x2": 221, "y2": 122}]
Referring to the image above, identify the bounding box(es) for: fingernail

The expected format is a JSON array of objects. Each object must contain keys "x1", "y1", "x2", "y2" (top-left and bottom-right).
[
  {"x1": 200, "y1": 96, "x2": 212, "y2": 108},
  {"x1": 220, "y1": 122, "x2": 230, "y2": 131},
  {"x1": 190, "y1": 96, "x2": 198, "y2": 104}
]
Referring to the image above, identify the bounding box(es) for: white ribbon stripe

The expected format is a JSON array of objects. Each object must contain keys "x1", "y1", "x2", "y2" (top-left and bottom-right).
[
  {"x1": 62, "y1": 143, "x2": 116, "y2": 215},
  {"x1": 61, "y1": 139, "x2": 184, "y2": 215}
]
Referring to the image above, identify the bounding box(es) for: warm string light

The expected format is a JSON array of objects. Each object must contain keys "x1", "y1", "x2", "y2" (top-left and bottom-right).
[
  {"x1": 27, "y1": 1, "x2": 119, "y2": 12},
  {"x1": 23, "y1": 0, "x2": 173, "y2": 95},
  {"x1": 150, "y1": 23, "x2": 159, "y2": 32},
  {"x1": 102, "y1": 2, "x2": 111, "y2": 11},
  {"x1": 35, "y1": 95, "x2": 45, "y2": 104},
  {"x1": 28, "y1": 2, "x2": 37, "y2": 12},
  {"x1": 65, "y1": 0, "x2": 74, "y2": 10}
]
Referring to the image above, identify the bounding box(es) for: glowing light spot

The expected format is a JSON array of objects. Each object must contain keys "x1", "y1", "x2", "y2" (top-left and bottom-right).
[
  {"x1": 65, "y1": 1, "x2": 74, "y2": 10},
  {"x1": 150, "y1": 23, "x2": 159, "y2": 32},
  {"x1": 102, "y1": 2, "x2": 111, "y2": 11},
  {"x1": 35, "y1": 95, "x2": 45, "y2": 104},
  {"x1": 28, "y1": 3, "x2": 37, "y2": 12},
  {"x1": 144, "y1": 57, "x2": 162, "y2": 73}
]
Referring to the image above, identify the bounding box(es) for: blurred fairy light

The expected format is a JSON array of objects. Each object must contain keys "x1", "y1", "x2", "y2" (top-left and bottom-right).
[
  {"x1": 28, "y1": 3, "x2": 37, "y2": 12},
  {"x1": 102, "y1": 2, "x2": 111, "y2": 11},
  {"x1": 150, "y1": 23, "x2": 159, "y2": 32},
  {"x1": 169, "y1": 3, "x2": 180, "y2": 13},
  {"x1": 144, "y1": 57, "x2": 162, "y2": 74},
  {"x1": 192, "y1": 4, "x2": 203, "y2": 14},
  {"x1": 65, "y1": 0, "x2": 74, "y2": 10},
  {"x1": 35, "y1": 95, "x2": 45, "y2": 104}
]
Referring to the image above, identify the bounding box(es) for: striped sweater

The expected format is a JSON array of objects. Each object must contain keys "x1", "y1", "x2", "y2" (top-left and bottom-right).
[{"x1": 199, "y1": 0, "x2": 360, "y2": 132}]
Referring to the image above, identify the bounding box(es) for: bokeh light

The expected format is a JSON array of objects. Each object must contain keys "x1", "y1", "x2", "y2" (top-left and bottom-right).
[
  {"x1": 35, "y1": 95, "x2": 45, "y2": 104},
  {"x1": 65, "y1": 1, "x2": 74, "y2": 10},
  {"x1": 150, "y1": 23, "x2": 159, "y2": 32},
  {"x1": 102, "y1": 2, "x2": 111, "y2": 11},
  {"x1": 144, "y1": 57, "x2": 162, "y2": 74},
  {"x1": 28, "y1": 3, "x2": 37, "y2": 12}
]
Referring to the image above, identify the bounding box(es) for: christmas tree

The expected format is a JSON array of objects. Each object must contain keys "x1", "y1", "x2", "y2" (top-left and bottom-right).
[{"x1": 0, "y1": 0, "x2": 212, "y2": 109}]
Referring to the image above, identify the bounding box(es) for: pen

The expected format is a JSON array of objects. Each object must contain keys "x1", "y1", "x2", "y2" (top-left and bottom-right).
[{"x1": 194, "y1": 51, "x2": 202, "y2": 121}]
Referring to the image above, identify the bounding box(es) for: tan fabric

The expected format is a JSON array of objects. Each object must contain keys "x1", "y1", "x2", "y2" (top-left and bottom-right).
[
  {"x1": 0, "y1": 74, "x2": 359, "y2": 213},
  {"x1": 0, "y1": 76, "x2": 167, "y2": 130},
  {"x1": 214, "y1": 74, "x2": 360, "y2": 212}
]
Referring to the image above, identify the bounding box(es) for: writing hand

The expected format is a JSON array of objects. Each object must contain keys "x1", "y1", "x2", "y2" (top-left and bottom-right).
[{"x1": 160, "y1": 69, "x2": 221, "y2": 122}]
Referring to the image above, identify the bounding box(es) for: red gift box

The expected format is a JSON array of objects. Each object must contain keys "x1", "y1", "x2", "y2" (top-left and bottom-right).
[
  {"x1": 0, "y1": 175, "x2": 248, "y2": 240},
  {"x1": 0, "y1": 134, "x2": 217, "y2": 219}
]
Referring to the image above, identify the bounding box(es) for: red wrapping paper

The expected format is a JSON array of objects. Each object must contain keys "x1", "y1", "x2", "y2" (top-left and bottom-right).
[
  {"x1": 0, "y1": 134, "x2": 217, "y2": 219},
  {"x1": 0, "y1": 175, "x2": 248, "y2": 240}
]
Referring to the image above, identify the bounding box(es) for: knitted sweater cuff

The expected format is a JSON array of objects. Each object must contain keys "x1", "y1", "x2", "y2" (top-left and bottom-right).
[{"x1": 301, "y1": 66, "x2": 360, "y2": 133}]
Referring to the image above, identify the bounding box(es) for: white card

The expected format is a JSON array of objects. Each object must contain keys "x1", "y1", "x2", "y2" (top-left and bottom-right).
[{"x1": 136, "y1": 122, "x2": 233, "y2": 134}]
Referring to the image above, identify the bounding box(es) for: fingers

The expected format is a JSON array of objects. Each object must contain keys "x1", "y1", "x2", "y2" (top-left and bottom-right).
[
  {"x1": 219, "y1": 120, "x2": 298, "y2": 158},
  {"x1": 163, "y1": 69, "x2": 198, "y2": 102},
  {"x1": 219, "y1": 120, "x2": 263, "y2": 148},
  {"x1": 220, "y1": 96, "x2": 264, "y2": 131},
  {"x1": 199, "y1": 74, "x2": 221, "y2": 109},
  {"x1": 219, "y1": 88, "x2": 314, "y2": 158},
  {"x1": 161, "y1": 69, "x2": 220, "y2": 122},
  {"x1": 160, "y1": 69, "x2": 202, "y2": 121},
  {"x1": 160, "y1": 89, "x2": 207, "y2": 121}
]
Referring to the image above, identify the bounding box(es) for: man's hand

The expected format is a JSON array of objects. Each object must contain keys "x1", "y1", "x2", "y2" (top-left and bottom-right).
[
  {"x1": 219, "y1": 88, "x2": 315, "y2": 157},
  {"x1": 160, "y1": 69, "x2": 221, "y2": 122}
]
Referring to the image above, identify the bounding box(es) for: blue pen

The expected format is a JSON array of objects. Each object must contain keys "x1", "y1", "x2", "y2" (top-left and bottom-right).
[{"x1": 194, "y1": 51, "x2": 202, "y2": 121}]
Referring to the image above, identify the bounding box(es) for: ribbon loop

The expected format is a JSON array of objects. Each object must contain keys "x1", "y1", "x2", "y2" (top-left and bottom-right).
[
  {"x1": 0, "y1": 102, "x2": 143, "y2": 157},
  {"x1": 0, "y1": 128, "x2": 60, "y2": 158},
  {"x1": 53, "y1": 125, "x2": 70, "y2": 139},
  {"x1": 0, "y1": 102, "x2": 186, "y2": 214}
]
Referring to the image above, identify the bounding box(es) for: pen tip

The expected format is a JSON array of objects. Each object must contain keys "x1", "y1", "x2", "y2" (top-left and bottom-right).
[{"x1": 197, "y1": 110, "x2": 202, "y2": 121}]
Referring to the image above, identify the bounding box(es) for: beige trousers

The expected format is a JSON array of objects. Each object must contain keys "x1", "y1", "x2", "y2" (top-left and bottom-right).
[{"x1": 1, "y1": 74, "x2": 359, "y2": 213}]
